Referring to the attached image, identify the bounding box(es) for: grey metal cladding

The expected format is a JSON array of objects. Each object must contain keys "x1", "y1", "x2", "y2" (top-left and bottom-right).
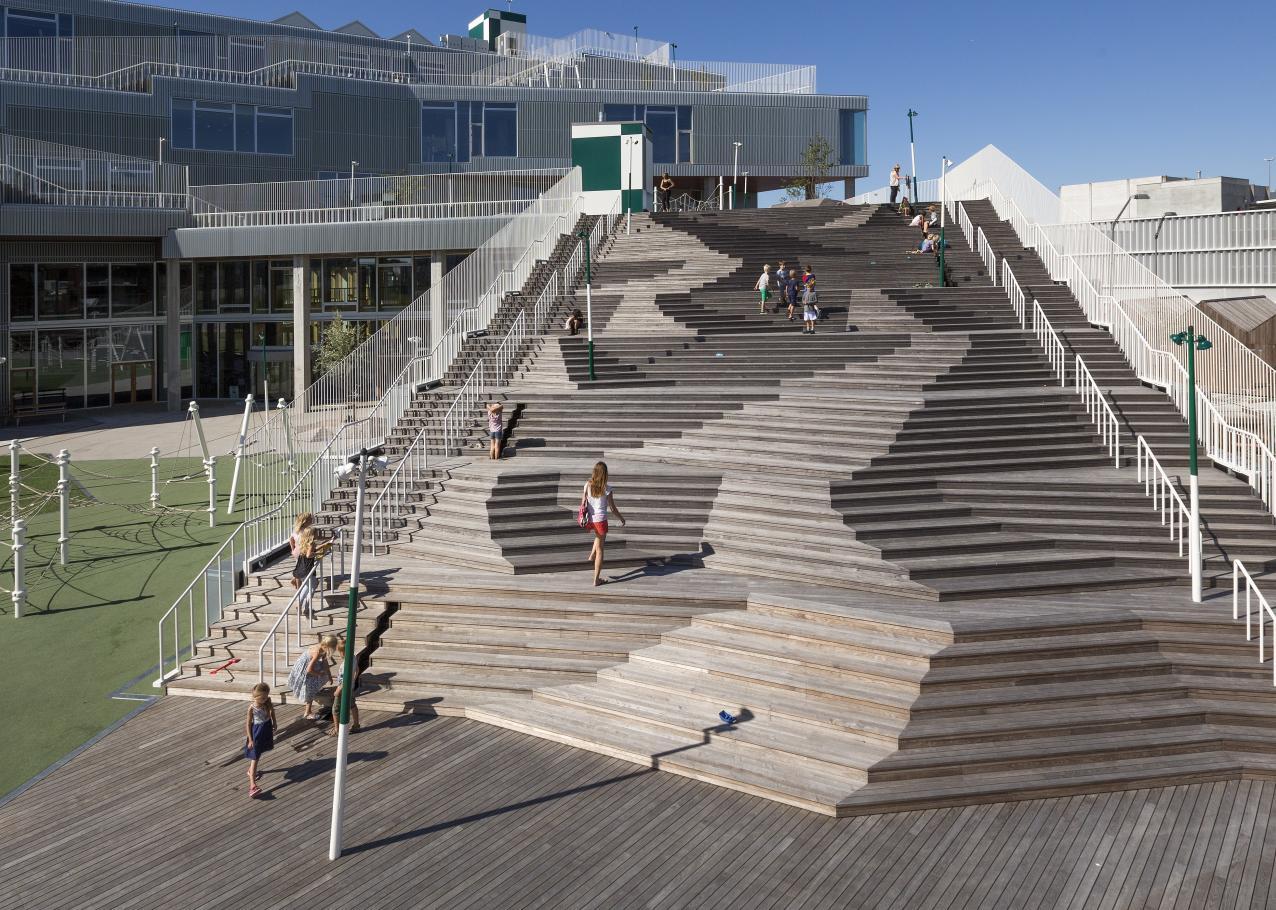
[
  {"x1": 165, "y1": 217, "x2": 507, "y2": 259},
  {"x1": 0, "y1": 207, "x2": 190, "y2": 238}
]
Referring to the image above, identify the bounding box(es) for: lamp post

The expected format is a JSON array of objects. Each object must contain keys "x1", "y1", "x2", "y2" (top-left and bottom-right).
[
  {"x1": 257, "y1": 332, "x2": 269, "y2": 414},
  {"x1": 577, "y1": 230, "x2": 596, "y2": 381},
  {"x1": 329, "y1": 444, "x2": 388, "y2": 860},
  {"x1": 1152, "y1": 210, "x2": 1177, "y2": 284},
  {"x1": 906, "y1": 109, "x2": 919, "y2": 203},
  {"x1": 731, "y1": 141, "x2": 742, "y2": 210},
  {"x1": 938, "y1": 156, "x2": 951, "y2": 287},
  {"x1": 742, "y1": 171, "x2": 749, "y2": 207},
  {"x1": 349, "y1": 160, "x2": 358, "y2": 204},
  {"x1": 1266, "y1": 157, "x2": 1274, "y2": 195},
  {"x1": 158, "y1": 137, "x2": 165, "y2": 165},
  {"x1": 1170, "y1": 327, "x2": 1212, "y2": 603},
  {"x1": 1107, "y1": 192, "x2": 1148, "y2": 293},
  {"x1": 670, "y1": 42, "x2": 677, "y2": 85}
]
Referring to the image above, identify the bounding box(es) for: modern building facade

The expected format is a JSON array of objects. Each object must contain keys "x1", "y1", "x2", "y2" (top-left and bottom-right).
[{"x1": 0, "y1": 0, "x2": 870, "y2": 417}]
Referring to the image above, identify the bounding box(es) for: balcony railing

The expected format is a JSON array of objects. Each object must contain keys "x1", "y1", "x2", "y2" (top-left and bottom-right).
[
  {"x1": 1, "y1": 132, "x2": 188, "y2": 206},
  {"x1": 0, "y1": 35, "x2": 818, "y2": 95},
  {"x1": 187, "y1": 169, "x2": 570, "y2": 227}
]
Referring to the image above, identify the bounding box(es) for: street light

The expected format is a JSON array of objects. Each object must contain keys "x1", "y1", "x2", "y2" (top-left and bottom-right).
[
  {"x1": 1152, "y1": 211, "x2": 1177, "y2": 282},
  {"x1": 349, "y1": 160, "x2": 359, "y2": 204},
  {"x1": 329, "y1": 444, "x2": 388, "y2": 860},
  {"x1": 742, "y1": 171, "x2": 749, "y2": 206},
  {"x1": 1107, "y1": 192, "x2": 1148, "y2": 292},
  {"x1": 1266, "y1": 157, "x2": 1274, "y2": 195},
  {"x1": 731, "y1": 141, "x2": 742, "y2": 210},
  {"x1": 1170, "y1": 327, "x2": 1212, "y2": 603},
  {"x1": 256, "y1": 332, "x2": 269, "y2": 413},
  {"x1": 906, "y1": 109, "x2": 919, "y2": 203},
  {"x1": 577, "y1": 230, "x2": 596, "y2": 381}
]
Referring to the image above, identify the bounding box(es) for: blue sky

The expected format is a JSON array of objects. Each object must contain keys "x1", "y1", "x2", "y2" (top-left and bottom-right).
[{"x1": 142, "y1": 0, "x2": 1276, "y2": 194}]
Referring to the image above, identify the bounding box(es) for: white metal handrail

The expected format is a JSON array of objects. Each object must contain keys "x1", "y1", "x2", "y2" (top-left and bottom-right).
[
  {"x1": 975, "y1": 226, "x2": 998, "y2": 285},
  {"x1": 1074, "y1": 355, "x2": 1121, "y2": 467},
  {"x1": 441, "y1": 360, "x2": 486, "y2": 457},
  {"x1": 955, "y1": 201, "x2": 977, "y2": 252},
  {"x1": 1031, "y1": 300, "x2": 1067, "y2": 387},
  {"x1": 531, "y1": 270, "x2": 561, "y2": 335},
  {"x1": 192, "y1": 198, "x2": 537, "y2": 227},
  {"x1": 367, "y1": 425, "x2": 432, "y2": 549},
  {"x1": 1003, "y1": 261, "x2": 1026, "y2": 328},
  {"x1": 1136, "y1": 436, "x2": 1191, "y2": 558},
  {"x1": 1235, "y1": 559, "x2": 1276, "y2": 685},
  {"x1": 257, "y1": 557, "x2": 328, "y2": 688},
  {"x1": 492, "y1": 310, "x2": 529, "y2": 387}
]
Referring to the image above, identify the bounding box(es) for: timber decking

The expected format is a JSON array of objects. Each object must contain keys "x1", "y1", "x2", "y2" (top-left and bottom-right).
[{"x1": 4, "y1": 694, "x2": 1276, "y2": 909}]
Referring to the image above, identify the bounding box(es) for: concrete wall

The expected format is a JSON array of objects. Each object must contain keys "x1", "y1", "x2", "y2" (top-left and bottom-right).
[{"x1": 1062, "y1": 176, "x2": 1270, "y2": 221}]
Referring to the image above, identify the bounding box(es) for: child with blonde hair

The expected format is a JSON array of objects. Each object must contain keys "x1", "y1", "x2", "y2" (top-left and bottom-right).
[
  {"x1": 289, "y1": 512, "x2": 315, "y2": 556},
  {"x1": 243, "y1": 682, "x2": 277, "y2": 798},
  {"x1": 328, "y1": 640, "x2": 361, "y2": 736},
  {"x1": 287, "y1": 633, "x2": 338, "y2": 720}
]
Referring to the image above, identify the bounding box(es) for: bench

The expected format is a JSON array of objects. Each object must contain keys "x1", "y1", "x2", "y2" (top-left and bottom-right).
[{"x1": 12, "y1": 390, "x2": 68, "y2": 425}]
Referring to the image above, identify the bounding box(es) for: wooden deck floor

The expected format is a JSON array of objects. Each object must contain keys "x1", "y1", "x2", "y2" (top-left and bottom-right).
[{"x1": 4, "y1": 694, "x2": 1276, "y2": 910}]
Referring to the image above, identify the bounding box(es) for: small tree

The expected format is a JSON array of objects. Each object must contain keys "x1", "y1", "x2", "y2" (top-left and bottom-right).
[
  {"x1": 313, "y1": 314, "x2": 362, "y2": 378},
  {"x1": 784, "y1": 135, "x2": 836, "y2": 201}
]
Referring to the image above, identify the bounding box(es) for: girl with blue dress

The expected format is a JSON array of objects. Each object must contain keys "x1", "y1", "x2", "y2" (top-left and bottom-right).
[{"x1": 244, "y1": 682, "x2": 277, "y2": 798}]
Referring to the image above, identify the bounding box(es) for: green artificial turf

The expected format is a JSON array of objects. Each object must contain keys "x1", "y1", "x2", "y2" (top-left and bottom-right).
[{"x1": 0, "y1": 455, "x2": 244, "y2": 797}]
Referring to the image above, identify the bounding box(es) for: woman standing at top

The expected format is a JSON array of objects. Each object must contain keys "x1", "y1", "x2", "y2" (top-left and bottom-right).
[
  {"x1": 579, "y1": 461, "x2": 627, "y2": 587},
  {"x1": 889, "y1": 164, "x2": 902, "y2": 205}
]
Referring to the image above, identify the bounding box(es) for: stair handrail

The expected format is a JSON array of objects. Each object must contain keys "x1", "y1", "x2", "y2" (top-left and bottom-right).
[
  {"x1": 256, "y1": 555, "x2": 330, "y2": 689},
  {"x1": 531, "y1": 270, "x2": 561, "y2": 335},
  {"x1": 1234, "y1": 560, "x2": 1276, "y2": 685},
  {"x1": 367, "y1": 424, "x2": 431, "y2": 549},
  {"x1": 1074, "y1": 355, "x2": 1121, "y2": 467},
  {"x1": 441, "y1": 360, "x2": 486, "y2": 457},
  {"x1": 1003, "y1": 261, "x2": 1026, "y2": 328},
  {"x1": 1031, "y1": 300, "x2": 1067, "y2": 386},
  {"x1": 975, "y1": 226, "x2": 998, "y2": 285},
  {"x1": 492, "y1": 310, "x2": 529, "y2": 387},
  {"x1": 955, "y1": 201, "x2": 977, "y2": 252},
  {"x1": 1135, "y1": 436, "x2": 1190, "y2": 558}
]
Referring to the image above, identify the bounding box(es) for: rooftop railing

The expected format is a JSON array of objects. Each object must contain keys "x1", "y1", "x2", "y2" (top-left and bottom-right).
[
  {"x1": 0, "y1": 35, "x2": 817, "y2": 95},
  {"x1": 187, "y1": 168, "x2": 570, "y2": 227},
  {"x1": 1104, "y1": 209, "x2": 1276, "y2": 254}
]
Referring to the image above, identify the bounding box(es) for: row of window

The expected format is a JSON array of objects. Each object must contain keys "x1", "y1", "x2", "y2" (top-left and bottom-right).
[
  {"x1": 602, "y1": 105, "x2": 693, "y2": 165},
  {"x1": 6, "y1": 255, "x2": 469, "y2": 323},
  {"x1": 9, "y1": 325, "x2": 161, "y2": 409},
  {"x1": 421, "y1": 101, "x2": 518, "y2": 163},
  {"x1": 171, "y1": 99, "x2": 294, "y2": 155},
  {"x1": 9, "y1": 263, "x2": 164, "y2": 322}
]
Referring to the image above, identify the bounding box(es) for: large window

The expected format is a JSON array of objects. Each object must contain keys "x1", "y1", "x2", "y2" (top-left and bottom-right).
[
  {"x1": 421, "y1": 101, "x2": 518, "y2": 163},
  {"x1": 3, "y1": 8, "x2": 72, "y2": 72},
  {"x1": 602, "y1": 104, "x2": 692, "y2": 164},
  {"x1": 111, "y1": 264, "x2": 156, "y2": 317},
  {"x1": 37, "y1": 264, "x2": 83, "y2": 320},
  {"x1": 172, "y1": 99, "x2": 293, "y2": 155},
  {"x1": 9, "y1": 264, "x2": 35, "y2": 321},
  {"x1": 839, "y1": 109, "x2": 867, "y2": 166}
]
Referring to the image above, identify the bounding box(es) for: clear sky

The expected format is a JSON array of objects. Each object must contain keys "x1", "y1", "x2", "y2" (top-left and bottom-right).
[{"x1": 138, "y1": 0, "x2": 1276, "y2": 195}]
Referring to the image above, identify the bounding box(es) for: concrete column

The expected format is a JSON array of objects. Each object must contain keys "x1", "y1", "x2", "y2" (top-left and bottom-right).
[
  {"x1": 292, "y1": 256, "x2": 310, "y2": 405},
  {"x1": 843, "y1": 177, "x2": 857, "y2": 200},
  {"x1": 429, "y1": 254, "x2": 445, "y2": 348},
  {"x1": 164, "y1": 258, "x2": 181, "y2": 411}
]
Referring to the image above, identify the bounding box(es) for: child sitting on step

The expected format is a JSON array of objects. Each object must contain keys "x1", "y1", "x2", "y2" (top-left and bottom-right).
[
  {"x1": 486, "y1": 402, "x2": 505, "y2": 460},
  {"x1": 243, "y1": 682, "x2": 277, "y2": 798}
]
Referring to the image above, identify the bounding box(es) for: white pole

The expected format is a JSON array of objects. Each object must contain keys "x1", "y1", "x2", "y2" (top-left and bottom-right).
[
  {"x1": 149, "y1": 447, "x2": 161, "y2": 509},
  {"x1": 189, "y1": 403, "x2": 216, "y2": 528},
  {"x1": 1190, "y1": 473, "x2": 1202, "y2": 603},
  {"x1": 909, "y1": 137, "x2": 918, "y2": 205},
  {"x1": 941, "y1": 157, "x2": 948, "y2": 229},
  {"x1": 9, "y1": 439, "x2": 20, "y2": 524},
  {"x1": 280, "y1": 400, "x2": 296, "y2": 472},
  {"x1": 718, "y1": 177, "x2": 724, "y2": 211},
  {"x1": 732, "y1": 142, "x2": 741, "y2": 210},
  {"x1": 330, "y1": 454, "x2": 368, "y2": 861},
  {"x1": 56, "y1": 449, "x2": 69, "y2": 566},
  {"x1": 227, "y1": 394, "x2": 254, "y2": 514},
  {"x1": 11, "y1": 519, "x2": 25, "y2": 619}
]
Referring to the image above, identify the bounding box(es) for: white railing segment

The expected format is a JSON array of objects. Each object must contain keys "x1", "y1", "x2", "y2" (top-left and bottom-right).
[
  {"x1": 1074, "y1": 356, "x2": 1121, "y2": 467},
  {"x1": 1031, "y1": 301, "x2": 1067, "y2": 387},
  {"x1": 1234, "y1": 560, "x2": 1276, "y2": 686},
  {"x1": 257, "y1": 556, "x2": 333, "y2": 689},
  {"x1": 975, "y1": 226, "x2": 998, "y2": 285},
  {"x1": 1136, "y1": 436, "x2": 1191, "y2": 558},
  {"x1": 1003, "y1": 261, "x2": 1026, "y2": 328},
  {"x1": 441, "y1": 361, "x2": 486, "y2": 457},
  {"x1": 367, "y1": 427, "x2": 432, "y2": 551}
]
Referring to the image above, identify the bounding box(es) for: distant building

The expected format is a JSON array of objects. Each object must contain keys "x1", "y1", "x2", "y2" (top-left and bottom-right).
[{"x1": 1060, "y1": 176, "x2": 1270, "y2": 222}]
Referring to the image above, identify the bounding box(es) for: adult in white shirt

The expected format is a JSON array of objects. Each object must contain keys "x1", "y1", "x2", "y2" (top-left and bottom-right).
[
  {"x1": 579, "y1": 461, "x2": 627, "y2": 587},
  {"x1": 889, "y1": 164, "x2": 902, "y2": 205}
]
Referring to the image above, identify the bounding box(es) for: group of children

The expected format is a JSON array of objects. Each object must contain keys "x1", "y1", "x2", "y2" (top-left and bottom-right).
[
  {"x1": 242, "y1": 513, "x2": 361, "y2": 799},
  {"x1": 754, "y1": 260, "x2": 822, "y2": 334}
]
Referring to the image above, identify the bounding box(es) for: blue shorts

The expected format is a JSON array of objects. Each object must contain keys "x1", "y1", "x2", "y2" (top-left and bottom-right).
[{"x1": 489, "y1": 431, "x2": 503, "y2": 440}]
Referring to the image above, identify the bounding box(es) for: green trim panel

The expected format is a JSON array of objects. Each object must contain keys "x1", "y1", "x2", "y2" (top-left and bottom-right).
[
  {"x1": 621, "y1": 187, "x2": 644, "y2": 212},
  {"x1": 620, "y1": 122, "x2": 645, "y2": 135},
  {"x1": 572, "y1": 136, "x2": 621, "y2": 191}
]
